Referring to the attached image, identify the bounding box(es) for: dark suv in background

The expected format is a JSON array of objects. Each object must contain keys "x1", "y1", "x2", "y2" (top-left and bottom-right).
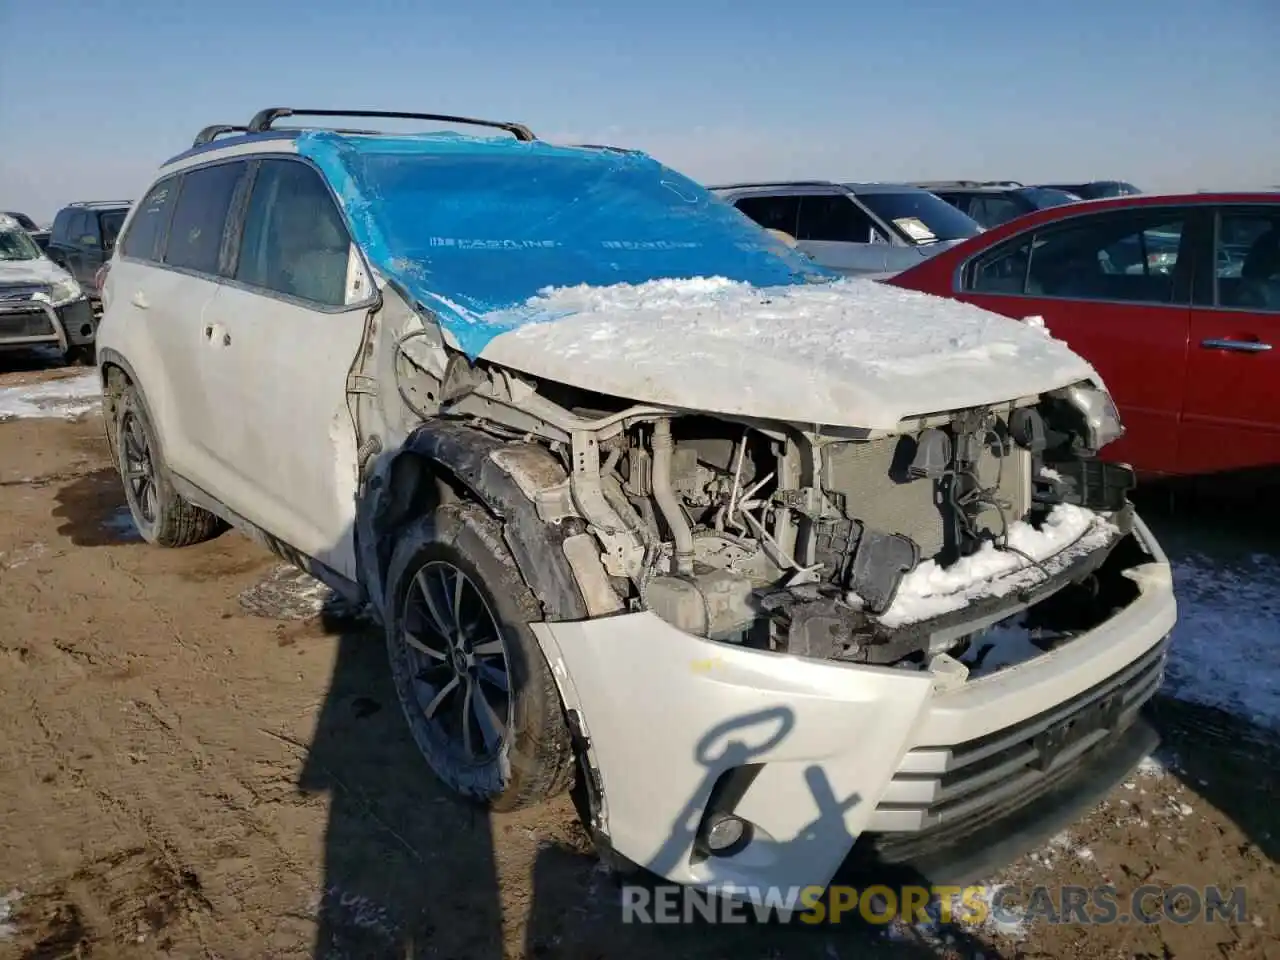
[
  {"x1": 913, "y1": 180, "x2": 1081, "y2": 227},
  {"x1": 47, "y1": 201, "x2": 132, "y2": 300},
  {"x1": 1036, "y1": 181, "x2": 1142, "y2": 200}
]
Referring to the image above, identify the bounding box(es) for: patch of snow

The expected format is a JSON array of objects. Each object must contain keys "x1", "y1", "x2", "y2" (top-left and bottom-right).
[
  {"x1": 0, "y1": 372, "x2": 100, "y2": 421},
  {"x1": 871, "y1": 503, "x2": 1116, "y2": 627},
  {"x1": 1038, "y1": 466, "x2": 1064, "y2": 481},
  {"x1": 0, "y1": 888, "x2": 22, "y2": 940},
  {"x1": 1136, "y1": 755, "x2": 1168, "y2": 779},
  {"x1": 479, "y1": 277, "x2": 1098, "y2": 431},
  {"x1": 1165, "y1": 551, "x2": 1280, "y2": 730}
]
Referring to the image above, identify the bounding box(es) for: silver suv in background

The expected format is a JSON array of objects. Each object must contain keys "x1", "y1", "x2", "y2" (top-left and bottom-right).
[{"x1": 711, "y1": 181, "x2": 984, "y2": 278}]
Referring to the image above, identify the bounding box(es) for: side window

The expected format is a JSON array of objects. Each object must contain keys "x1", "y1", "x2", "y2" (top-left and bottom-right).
[
  {"x1": 1023, "y1": 213, "x2": 1187, "y2": 302},
  {"x1": 733, "y1": 196, "x2": 801, "y2": 237},
  {"x1": 163, "y1": 161, "x2": 248, "y2": 275},
  {"x1": 1216, "y1": 211, "x2": 1280, "y2": 312},
  {"x1": 970, "y1": 196, "x2": 1023, "y2": 228},
  {"x1": 64, "y1": 211, "x2": 87, "y2": 247},
  {"x1": 234, "y1": 159, "x2": 352, "y2": 307},
  {"x1": 967, "y1": 236, "x2": 1034, "y2": 294},
  {"x1": 80, "y1": 212, "x2": 102, "y2": 248},
  {"x1": 121, "y1": 178, "x2": 179, "y2": 262},
  {"x1": 796, "y1": 195, "x2": 885, "y2": 244}
]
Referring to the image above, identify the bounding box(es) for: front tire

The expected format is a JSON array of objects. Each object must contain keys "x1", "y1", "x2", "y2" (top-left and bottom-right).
[
  {"x1": 384, "y1": 501, "x2": 575, "y2": 811},
  {"x1": 115, "y1": 384, "x2": 222, "y2": 547}
]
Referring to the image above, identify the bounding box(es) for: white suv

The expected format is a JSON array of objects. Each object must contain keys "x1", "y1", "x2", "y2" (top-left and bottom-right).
[{"x1": 97, "y1": 108, "x2": 1176, "y2": 895}]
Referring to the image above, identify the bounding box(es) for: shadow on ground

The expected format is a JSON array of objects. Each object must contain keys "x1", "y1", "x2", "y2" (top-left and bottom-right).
[{"x1": 51, "y1": 467, "x2": 142, "y2": 547}]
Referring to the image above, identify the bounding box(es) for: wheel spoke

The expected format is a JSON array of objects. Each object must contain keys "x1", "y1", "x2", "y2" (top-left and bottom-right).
[
  {"x1": 415, "y1": 570, "x2": 454, "y2": 641},
  {"x1": 423, "y1": 675, "x2": 459, "y2": 719},
  {"x1": 403, "y1": 629, "x2": 447, "y2": 660},
  {"x1": 461, "y1": 682, "x2": 476, "y2": 757},
  {"x1": 143, "y1": 481, "x2": 158, "y2": 522},
  {"x1": 472, "y1": 637, "x2": 504, "y2": 657},
  {"x1": 475, "y1": 661, "x2": 509, "y2": 693},
  {"x1": 451, "y1": 571, "x2": 467, "y2": 634},
  {"x1": 470, "y1": 680, "x2": 506, "y2": 751}
]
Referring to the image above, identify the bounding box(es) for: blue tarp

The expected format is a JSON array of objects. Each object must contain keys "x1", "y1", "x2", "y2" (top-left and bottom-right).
[{"x1": 295, "y1": 131, "x2": 834, "y2": 356}]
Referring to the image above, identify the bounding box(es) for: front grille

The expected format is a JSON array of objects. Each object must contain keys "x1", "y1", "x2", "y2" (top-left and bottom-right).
[
  {"x1": 0, "y1": 283, "x2": 49, "y2": 303},
  {"x1": 872, "y1": 634, "x2": 1169, "y2": 834},
  {"x1": 0, "y1": 309, "x2": 56, "y2": 339},
  {"x1": 821, "y1": 435, "x2": 1030, "y2": 561}
]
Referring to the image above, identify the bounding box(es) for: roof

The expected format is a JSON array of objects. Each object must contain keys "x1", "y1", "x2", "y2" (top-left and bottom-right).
[{"x1": 709, "y1": 180, "x2": 938, "y2": 196}]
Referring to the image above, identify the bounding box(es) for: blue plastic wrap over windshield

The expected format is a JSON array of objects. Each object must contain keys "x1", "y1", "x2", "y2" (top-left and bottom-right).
[{"x1": 296, "y1": 131, "x2": 833, "y2": 356}]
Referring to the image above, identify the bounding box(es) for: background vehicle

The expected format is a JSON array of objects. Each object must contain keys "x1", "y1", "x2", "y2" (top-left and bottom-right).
[
  {"x1": 888, "y1": 192, "x2": 1280, "y2": 478},
  {"x1": 3, "y1": 211, "x2": 50, "y2": 252},
  {"x1": 97, "y1": 107, "x2": 1173, "y2": 895},
  {"x1": 0, "y1": 213, "x2": 97, "y2": 363},
  {"x1": 712, "y1": 181, "x2": 983, "y2": 277},
  {"x1": 914, "y1": 181, "x2": 1081, "y2": 227},
  {"x1": 46, "y1": 200, "x2": 131, "y2": 301},
  {"x1": 1037, "y1": 181, "x2": 1142, "y2": 200}
]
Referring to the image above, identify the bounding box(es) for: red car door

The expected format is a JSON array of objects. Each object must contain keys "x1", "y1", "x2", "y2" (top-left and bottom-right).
[
  {"x1": 1179, "y1": 205, "x2": 1280, "y2": 474},
  {"x1": 947, "y1": 206, "x2": 1196, "y2": 476}
]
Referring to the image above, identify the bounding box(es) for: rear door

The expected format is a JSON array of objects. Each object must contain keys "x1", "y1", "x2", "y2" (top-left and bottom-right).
[
  {"x1": 195, "y1": 156, "x2": 372, "y2": 577},
  {"x1": 958, "y1": 206, "x2": 1197, "y2": 474},
  {"x1": 1179, "y1": 205, "x2": 1280, "y2": 473},
  {"x1": 58, "y1": 211, "x2": 88, "y2": 281}
]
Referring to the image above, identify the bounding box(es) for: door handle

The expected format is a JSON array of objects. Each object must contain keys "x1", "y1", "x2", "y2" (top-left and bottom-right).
[
  {"x1": 1200, "y1": 338, "x2": 1272, "y2": 353},
  {"x1": 131, "y1": 291, "x2": 149, "y2": 309}
]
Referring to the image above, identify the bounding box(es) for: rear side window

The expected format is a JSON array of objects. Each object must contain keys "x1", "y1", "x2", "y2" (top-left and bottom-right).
[
  {"x1": 51, "y1": 209, "x2": 74, "y2": 243},
  {"x1": 163, "y1": 161, "x2": 248, "y2": 275},
  {"x1": 733, "y1": 196, "x2": 801, "y2": 237},
  {"x1": 101, "y1": 210, "x2": 128, "y2": 250},
  {"x1": 234, "y1": 159, "x2": 352, "y2": 306},
  {"x1": 797, "y1": 195, "x2": 885, "y2": 243},
  {"x1": 121, "y1": 178, "x2": 179, "y2": 262}
]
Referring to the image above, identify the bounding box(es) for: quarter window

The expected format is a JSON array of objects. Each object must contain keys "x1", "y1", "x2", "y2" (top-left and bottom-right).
[
  {"x1": 163, "y1": 161, "x2": 248, "y2": 275},
  {"x1": 733, "y1": 196, "x2": 801, "y2": 238},
  {"x1": 966, "y1": 211, "x2": 1189, "y2": 304},
  {"x1": 120, "y1": 177, "x2": 179, "y2": 262},
  {"x1": 234, "y1": 159, "x2": 352, "y2": 307},
  {"x1": 1216, "y1": 211, "x2": 1280, "y2": 312}
]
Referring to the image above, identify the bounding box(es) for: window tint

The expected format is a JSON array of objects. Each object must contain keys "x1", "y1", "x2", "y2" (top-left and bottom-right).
[
  {"x1": 1216, "y1": 210, "x2": 1280, "y2": 312},
  {"x1": 121, "y1": 177, "x2": 180, "y2": 262},
  {"x1": 796, "y1": 195, "x2": 885, "y2": 243},
  {"x1": 969, "y1": 196, "x2": 1024, "y2": 228},
  {"x1": 51, "y1": 209, "x2": 74, "y2": 243},
  {"x1": 733, "y1": 196, "x2": 801, "y2": 237},
  {"x1": 101, "y1": 210, "x2": 128, "y2": 250},
  {"x1": 234, "y1": 159, "x2": 352, "y2": 306},
  {"x1": 64, "y1": 211, "x2": 87, "y2": 246},
  {"x1": 80, "y1": 212, "x2": 102, "y2": 247},
  {"x1": 967, "y1": 211, "x2": 1188, "y2": 303},
  {"x1": 163, "y1": 161, "x2": 248, "y2": 275}
]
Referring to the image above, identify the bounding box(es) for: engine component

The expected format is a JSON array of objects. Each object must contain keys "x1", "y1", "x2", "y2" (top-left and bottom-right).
[
  {"x1": 1009, "y1": 407, "x2": 1047, "y2": 453},
  {"x1": 846, "y1": 529, "x2": 920, "y2": 614},
  {"x1": 907, "y1": 428, "x2": 951, "y2": 480},
  {"x1": 645, "y1": 568, "x2": 758, "y2": 642},
  {"x1": 651, "y1": 418, "x2": 694, "y2": 575},
  {"x1": 787, "y1": 596, "x2": 866, "y2": 660}
]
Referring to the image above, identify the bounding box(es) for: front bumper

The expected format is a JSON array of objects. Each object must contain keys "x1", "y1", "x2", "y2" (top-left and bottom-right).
[
  {"x1": 0, "y1": 296, "x2": 96, "y2": 353},
  {"x1": 531, "y1": 516, "x2": 1176, "y2": 892}
]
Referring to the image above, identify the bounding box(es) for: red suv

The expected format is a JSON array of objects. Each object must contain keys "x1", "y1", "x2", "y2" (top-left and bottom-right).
[{"x1": 889, "y1": 192, "x2": 1280, "y2": 478}]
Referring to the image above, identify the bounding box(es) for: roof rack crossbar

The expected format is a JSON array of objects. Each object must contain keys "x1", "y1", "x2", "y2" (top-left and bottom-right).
[
  {"x1": 193, "y1": 124, "x2": 250, "y2": 147},
  {"x1": 246, "y1": 108, "x2": 536, "y2": 141},
  {"x1": 69, "y1": 200, "x2": 132, "y2": 207}
]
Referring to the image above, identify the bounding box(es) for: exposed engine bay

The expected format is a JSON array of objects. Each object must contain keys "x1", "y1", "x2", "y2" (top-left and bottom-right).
[{"x1": 387, "y1": 332, "x2": 1141, "y2": 671}]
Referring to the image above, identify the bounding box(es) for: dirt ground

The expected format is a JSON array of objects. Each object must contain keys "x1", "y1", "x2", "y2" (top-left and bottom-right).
[{"x1": 0, "y1": 362, "x2": 1276, "y2": 959}]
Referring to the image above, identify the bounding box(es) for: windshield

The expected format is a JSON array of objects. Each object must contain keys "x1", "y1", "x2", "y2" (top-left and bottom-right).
[
  {"x1": 0, "y1": 224, "x2": 42, "y2": 261},
  {"x1": 856, "y1": 190, "x2": 983, "y2": 243},
  {"x1": 305, "y1": 134, "x2": 833, "y2": 354},
  {"x1": 1018, "y1": 187, "x2": 1081, "y2": 209}
]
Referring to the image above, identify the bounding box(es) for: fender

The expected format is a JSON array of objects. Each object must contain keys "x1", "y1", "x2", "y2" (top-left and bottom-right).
[
  {"x1": 359, "y1": 419, "x2": 591, "y2": 624},
  {"x1": 96, "y1": 347, "x2": 158, "y2": 473}
]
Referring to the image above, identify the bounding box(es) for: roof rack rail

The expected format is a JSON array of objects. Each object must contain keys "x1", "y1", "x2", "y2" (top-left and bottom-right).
[
  {"x1": 245, "y1": 108, "x2": 536, "y2": 142},
  {"x1": 193, "y1": 124, "x2": 249, "y2": 147},
  {"x1": 69, "y1": 200, "x2": 132, "y2": 207},
  {"x1": 707, "y1": 179, "x2": 841, "y2": 190}
]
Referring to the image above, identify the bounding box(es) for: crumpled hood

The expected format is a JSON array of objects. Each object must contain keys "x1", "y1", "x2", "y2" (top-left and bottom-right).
[
  {"x1": 0, "y1": 256, "x2": 71, "y2": 288},
  {"x1": 478, "y1": 277, "x2": 1102, "y2": 430}
]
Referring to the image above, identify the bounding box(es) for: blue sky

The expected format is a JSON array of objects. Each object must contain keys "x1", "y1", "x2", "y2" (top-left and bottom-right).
[{"x1": 1, "y1": 0, "x2": 1276, "y2": 222}]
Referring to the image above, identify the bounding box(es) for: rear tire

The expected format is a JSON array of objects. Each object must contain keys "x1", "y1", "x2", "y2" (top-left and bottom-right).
[
  {"x1": 384, "y1": 501, "x2": 575, "y2": 811},
  {"x1": 115, "y1": 384, "x2": 222, "y2": 547}
]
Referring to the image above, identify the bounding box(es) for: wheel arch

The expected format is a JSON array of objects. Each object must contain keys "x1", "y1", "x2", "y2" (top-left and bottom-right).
[
  {"x1": 97, "y1": 348, "x2": 155, "y2": 472},
  {"x1": 359, "y1": 420, "x2": 591, "y2": 625}
]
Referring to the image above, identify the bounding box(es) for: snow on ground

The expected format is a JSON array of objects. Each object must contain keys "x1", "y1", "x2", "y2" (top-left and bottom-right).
[
  {"x1": 870, "y1": 503, "x2": 1115, "y2": 627},
  {"x1": 0, "y1": 372, "x2": 100, "y2": 421},
  {"x1": 1164, "y1": 550, "x2": 1280, "y2": 730}
]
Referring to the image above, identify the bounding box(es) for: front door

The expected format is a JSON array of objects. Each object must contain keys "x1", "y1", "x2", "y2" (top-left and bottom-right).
[
  {"x1": 1179, "y1": 205, "x2": 1280, "y2": 474},
  {"x1": 195, "y1": 156, "x2": 372, "y2": 578}
]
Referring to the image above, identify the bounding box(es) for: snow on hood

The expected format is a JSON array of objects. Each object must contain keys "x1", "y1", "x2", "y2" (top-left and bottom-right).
[
  {"x1": 478, "y1": 277, "x2": 1101, "y2": 430},
  {"x1": 0, "y1": 255, "x2": 71, "y2": 287}
]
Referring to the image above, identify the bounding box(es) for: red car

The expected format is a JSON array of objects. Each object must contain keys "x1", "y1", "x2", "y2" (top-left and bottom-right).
[{"x1": 888, "y1": 192, "x2": 1280, "y2": 478}]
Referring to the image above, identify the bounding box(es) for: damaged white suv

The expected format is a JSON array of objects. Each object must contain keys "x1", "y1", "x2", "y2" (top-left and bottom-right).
[{"x1": 97, "y1": 108, "x2": 1176, "y2": 893}]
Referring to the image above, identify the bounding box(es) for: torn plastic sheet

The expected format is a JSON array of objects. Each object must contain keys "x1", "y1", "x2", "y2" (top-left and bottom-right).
[{"x1": 295, "y1": 131, "x2": 832, "y2": 356}]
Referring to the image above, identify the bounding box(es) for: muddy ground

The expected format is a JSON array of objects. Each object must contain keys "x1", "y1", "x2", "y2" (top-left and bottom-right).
[{"x1": 0, "y1": 360, "x2": 1276, "y2": 959}]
